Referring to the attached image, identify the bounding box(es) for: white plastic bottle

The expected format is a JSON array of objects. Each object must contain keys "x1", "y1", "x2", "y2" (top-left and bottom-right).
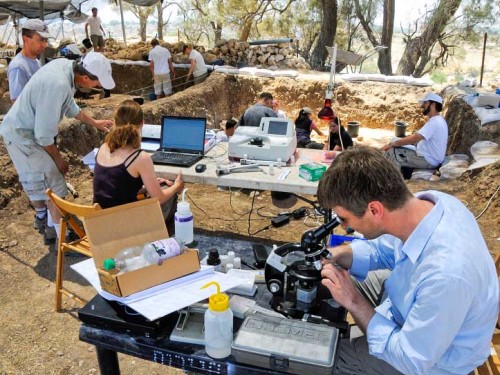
[
  {"x1": 103, "y1": 238, "x2": 185, "y2": 273},
  {"x1": 201, "y1": 281, "x2": 233, "y2": 359},
  {"x1": 174, "y1": 189, "x2": 194, "y2": 245}
]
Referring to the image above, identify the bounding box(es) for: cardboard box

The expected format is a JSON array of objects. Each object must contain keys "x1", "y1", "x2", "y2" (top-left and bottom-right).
[
  {"x1": 299, "y1": 163, "x2": 327, "y2": 182},
  {"x1": 83, "y1": 198, "x2": 200, "y2": 297}
]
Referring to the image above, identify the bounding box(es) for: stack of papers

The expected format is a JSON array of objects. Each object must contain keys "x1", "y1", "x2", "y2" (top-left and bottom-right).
[{"x1": 72, "y1": 260, "x2": 248, "y2": 320}]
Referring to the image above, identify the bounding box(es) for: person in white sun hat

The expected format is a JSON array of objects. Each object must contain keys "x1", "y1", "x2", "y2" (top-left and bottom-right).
[
  {"x1": 8, "y1": 19, "x2": 51, "y2": 103},
  {"x1": 381, "y1": 92, "x2": 448, "y2": 176},
  {"x1": 0, "y1": 52, "x2": 115, "y2": 244}
]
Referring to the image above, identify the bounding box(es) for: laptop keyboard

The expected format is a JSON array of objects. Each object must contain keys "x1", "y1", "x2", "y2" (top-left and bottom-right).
[{"x1": 152, "y1": 151, "x2": 196, "y2": 162}]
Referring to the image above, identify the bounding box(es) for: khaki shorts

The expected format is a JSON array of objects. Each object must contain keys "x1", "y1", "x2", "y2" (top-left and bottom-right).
[
  {"x1": 90, "y1": 35, "x2": 104, "y2": 48},
  {"x1": 384, "y1": 147, "x2": 435, "y2": 169},
  {"x1": 153, "y1": 73, "x2": 172, "y2": 95},
  {"x1": 4, "y1": 141, "x2": 68, "y2": 201}
]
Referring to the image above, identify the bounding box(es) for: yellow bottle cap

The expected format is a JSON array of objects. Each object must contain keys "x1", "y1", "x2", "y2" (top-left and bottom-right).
[{"x1": 201, "y1": 281, "x2": 229, "y2": 312}]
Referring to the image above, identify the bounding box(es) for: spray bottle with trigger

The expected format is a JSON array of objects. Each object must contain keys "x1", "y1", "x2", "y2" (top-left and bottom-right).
[{"x1": 174, "y1": 188, "x2": 194, "y2": 246}]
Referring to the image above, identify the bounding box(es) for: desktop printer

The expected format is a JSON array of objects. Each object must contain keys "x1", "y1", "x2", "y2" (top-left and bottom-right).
[{"x1": 228, "y1": 117, "x2": 297, "y2": 162}]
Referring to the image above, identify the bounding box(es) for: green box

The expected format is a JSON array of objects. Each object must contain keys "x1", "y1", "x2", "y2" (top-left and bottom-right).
[{"x1": 299, "y1": 163, "x2": 327, "y2": 182}]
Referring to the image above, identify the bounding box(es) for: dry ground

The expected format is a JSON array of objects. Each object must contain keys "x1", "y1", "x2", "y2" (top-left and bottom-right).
[{"x1": 0, "y1": 73, "x2": 499, "y2": 374}]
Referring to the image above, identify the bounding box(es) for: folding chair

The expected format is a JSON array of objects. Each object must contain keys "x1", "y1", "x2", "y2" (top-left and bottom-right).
[
  {"x1": 46, "y1": 189, "x2": 101, "y2": 311},
  {"x1": 475, "y1": 254, "x2": 500, "y2": 375}
]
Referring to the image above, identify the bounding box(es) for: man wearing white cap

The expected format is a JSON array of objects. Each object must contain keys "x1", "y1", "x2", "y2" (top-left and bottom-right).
[
  {"x1": 0, "y1": 52, "x2": 115, "y2": 243},
  {"x1": 8, "y1": 19, "x2": 50, "y2": 103},
  {"x1": 381, "y1": 92, "x2": 448, "y2": 174}
]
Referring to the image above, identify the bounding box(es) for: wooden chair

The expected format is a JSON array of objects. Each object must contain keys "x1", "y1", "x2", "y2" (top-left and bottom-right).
[
  {"x1": 46, "y1": 189, "x2": 101, "y2": 312},
  {"x1": 475, "y1": 254, "x2": 500, "y2": 375}
]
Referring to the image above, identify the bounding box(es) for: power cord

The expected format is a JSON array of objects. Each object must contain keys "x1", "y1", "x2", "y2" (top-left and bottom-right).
[
  {"x1": 248, "y1": 191, "x2": 272, "y2": 236},
  {"x1": 185, "y1": 191, "x2": 267, "y2": 223}
]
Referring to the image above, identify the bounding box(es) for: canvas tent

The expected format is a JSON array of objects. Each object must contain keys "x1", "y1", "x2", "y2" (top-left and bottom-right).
[
  {"x1": 0, "y1": 0, "x2": 88, "y2": 19},
  {"x1": 0, "y1": 0, "x2": 161, "y2": 46}
]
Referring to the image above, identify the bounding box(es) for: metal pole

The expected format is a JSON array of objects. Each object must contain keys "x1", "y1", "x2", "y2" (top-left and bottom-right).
[
  {"x1": 6, "y1": 25, "x2": 13, "y2": 46},
  {"x1": 1, "y1": 15, "x2": 11, "y2": 43},
  {"x1": 118, "y1": 0, "x2": 127, "y2": 46},
  {"x1": 39, "y1": 0, "x2": 44, "y2": 20},
  {"x1": 40, "y1": 0, "x2": 46, "y2": 64},
  {"x1": 479, "y1": 32, "x2": 487, "y2": 87},
  {"x1": 13, "y1": 14, "x2": 19, "y2": 49}
]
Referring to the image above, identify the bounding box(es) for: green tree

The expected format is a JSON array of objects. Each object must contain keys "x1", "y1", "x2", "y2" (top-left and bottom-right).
[
  {"x1": 309, "y1": 0, "x2": 338, "y2": 70},
  {"x1": 397, "y1": 0, "x2": 495, "y2": 77},
  {"x1": 222, "y1": 0, "x2": 295, "y2": 41},
  {"x1": 155, "y1": 1, "x2": 175, "y2": 40},
  {"x1": 353, "y1": 0, "x2": 395, "y2": 75}
]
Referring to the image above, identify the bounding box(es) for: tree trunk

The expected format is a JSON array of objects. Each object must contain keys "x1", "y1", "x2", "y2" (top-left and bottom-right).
[
  {"x1": 310, "y1": 0, "x2": 338, "y2": 71},
  {"x1": 378, "y1": 0, "x2": 394, "y2": 75},
  {"x1": 157, "y1": 2, "x2": 163, "y2": 40},
  {"x1": 211, "y1": 21, "x2": 222, "y2": 45},
  {"x1": 239, "y1": 18, "x2": 253, "y2": 41},
  {"x1": 354, "y1": 0, "x2": 394, "y2": 75},
  {"x1": 139, "y1": 13, "x2": 148, "y2": 41},
  {"x1": 397, "y1": 0, "x2": 462, "y2": 77}
]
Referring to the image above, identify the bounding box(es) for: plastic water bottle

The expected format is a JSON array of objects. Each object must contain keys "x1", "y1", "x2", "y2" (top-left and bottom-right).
[
  {"x1": 201, "y1": 281, "x2": 233, "y2": 359},
  {"x1": 175, "y1": 189, "x2": 194, "y2": 245},
  {"x1": 103, "y1": 238, "x2": 185, "y2": 273}
]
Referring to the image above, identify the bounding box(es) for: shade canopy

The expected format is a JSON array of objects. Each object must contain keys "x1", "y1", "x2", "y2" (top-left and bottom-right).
[
  {"x1": 0, "y1": 0, "x2": 86, "y2": 19},
  {"x1": 0, "y1": 0, "x2": 161, "y2": 22}
]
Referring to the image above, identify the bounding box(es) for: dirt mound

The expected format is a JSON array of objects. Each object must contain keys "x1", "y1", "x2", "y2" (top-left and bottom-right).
[
  {"x1": 1, "y1": 73, "x2": 497, "y2": 209},
  {"x1": 1, "y1": 71, "x2": 499, "y2": 374},
  {"x1": 444, "y1": 86, "x2": 500, "y2": 156}
]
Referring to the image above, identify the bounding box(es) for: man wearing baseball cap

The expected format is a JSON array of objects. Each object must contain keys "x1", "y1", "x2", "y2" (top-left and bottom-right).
[
  {"x1": 0, "y1": 52, "x2": 115, "y2": 243},
  {"x1": 8, "y1": 19, "x2": 51, "y2": 103},
  {"x1": 381, "y1": 92, "x2": 448, "y2": 176}
]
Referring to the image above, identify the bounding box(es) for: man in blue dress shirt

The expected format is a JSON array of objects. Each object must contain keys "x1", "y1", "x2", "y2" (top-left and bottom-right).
[{"x1": 317, "y1": 146, "x2": 498, "y2": 375}]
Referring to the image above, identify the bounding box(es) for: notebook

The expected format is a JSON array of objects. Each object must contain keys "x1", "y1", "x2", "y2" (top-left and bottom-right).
[{"x1": 151, "y1": 116, "x2": 207, "y2": 167}]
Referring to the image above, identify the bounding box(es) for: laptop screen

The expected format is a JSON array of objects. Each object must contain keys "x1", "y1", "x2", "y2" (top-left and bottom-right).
[{"x1": 160, "y1": 116, "x2": 207, "y2": 153}]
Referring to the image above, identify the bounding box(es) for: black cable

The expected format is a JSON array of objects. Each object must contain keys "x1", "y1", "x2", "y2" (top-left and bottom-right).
[
  {"x1": 241, "y1": 259, "x2": 256, "y2": 270},
  {"x1": 185, "y1": 191, "x2": 267, "y2": 222},
  {"x1": 247, "y1": 191, "x2": 271, "y2": 236},
  {"x1": 229, "y1": 186, "x2": 252, "y2": 216},
  {"x1": 256, "y1": 206, "x2": 276, "y2": 218}
]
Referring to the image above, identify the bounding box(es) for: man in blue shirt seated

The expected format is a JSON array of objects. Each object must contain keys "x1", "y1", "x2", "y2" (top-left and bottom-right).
[{"x1": 317, "y1": 146, "x2": 498, "y2": 375}]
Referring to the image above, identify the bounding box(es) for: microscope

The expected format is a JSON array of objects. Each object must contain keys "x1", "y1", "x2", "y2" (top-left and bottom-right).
[{"x1": 264, "y1": 216, "x2": 348, "y2": 329}]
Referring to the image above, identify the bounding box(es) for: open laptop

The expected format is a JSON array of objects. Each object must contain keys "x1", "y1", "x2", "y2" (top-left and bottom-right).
[{"x1": 151, "y1": 116, "x2": 207, "y2": 167}]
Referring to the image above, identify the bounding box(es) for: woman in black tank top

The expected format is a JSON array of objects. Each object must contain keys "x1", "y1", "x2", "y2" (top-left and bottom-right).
[{"x1": 93, "y1": 100, "x2": 184, "y2": 235}]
